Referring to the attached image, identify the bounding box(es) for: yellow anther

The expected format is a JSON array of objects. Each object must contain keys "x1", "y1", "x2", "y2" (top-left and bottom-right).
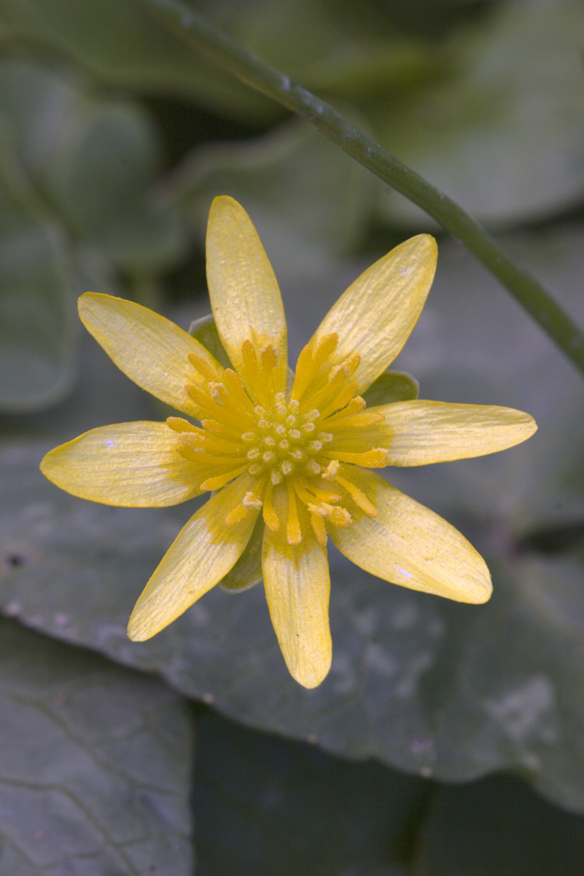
[
  {"x1": 335, "y1": 473, "x2": 378, "y2": 517},
  {"x1": 225, "y1": 504, "x2": 249, "y2": 525},
  {"x1": 242, "y1": 492, "x2": 263, "y2": 510},
  {"x1": 262, "y1": 482, "x2": 280, "y2": 531},
  {"x1": 322, "y1": 460, "x2": 340, "y2": 480},
  {"x1": 260, "y1": 343, "x2": 278, "y2": 375},
  {"x1": 324, "y1": 448, "x2": 388, "y2": 468},
  {"x1": 310, "y1": 512, "x2": 328, "y2": 547},
  {"x1": 166, "y1": 416, "x2": 198, "y2": 433},
  {"x1": 188, "y1": 352, "x2": 218, "y2": 382},
  {"x1": 330, "y1": 506, "x2": 351, "y2": 527},
  {"x1": 286, "y1": 481, "x2": 302, "y2": 545}
]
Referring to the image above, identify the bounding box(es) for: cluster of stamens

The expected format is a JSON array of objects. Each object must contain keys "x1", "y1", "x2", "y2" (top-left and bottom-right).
[{"x1": 167, "y1": 333, "x2": 388, "y2": 546}]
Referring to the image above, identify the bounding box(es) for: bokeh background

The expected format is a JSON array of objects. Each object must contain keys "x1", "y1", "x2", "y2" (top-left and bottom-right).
[{"x1": 1, "y1": 0, "x2": 584, "y2": 873}]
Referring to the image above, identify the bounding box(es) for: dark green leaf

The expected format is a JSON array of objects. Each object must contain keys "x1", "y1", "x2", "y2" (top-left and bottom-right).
[
  {"x1": 188, "y1": 313, "x2": 232, "y2": 370},
  {"x1": 0, "y1": 619, "x2": 195, "y2": 875},
  {"x1": 362, "y1": 370, "x2": 419, "y2": 406},
  {"x1": 219, "y1": 514, "x2": 263, "y2": 593},
  {"x1": 0, "y1": 120, "x2": 76, "y2": 412},
  {"x1": 194, "y1": 709, "x2": 426, "y2": 876},
  {"x1": 415, "y1": 773, "x2": 584, "y2": 875},
  {"x1": 374, "y1": 0, "x2": 584, "y2": 227}
]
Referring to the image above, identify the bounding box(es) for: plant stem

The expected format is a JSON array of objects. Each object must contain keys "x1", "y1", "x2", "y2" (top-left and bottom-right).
[{"x1": 139, "y1": 0, "x2": 584, "y2": 376}]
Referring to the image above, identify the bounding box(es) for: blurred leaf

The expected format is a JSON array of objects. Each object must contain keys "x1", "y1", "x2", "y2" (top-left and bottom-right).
[
  {"x1": 0, "y1": 56, "x2": 186, "y2": 410},
  {"x1": 172, "y1": 118, "x2": 375, "y2": 259},
  {"x1": 193, "y1": 709, "x2": 426, "y2": 876},
  {"x1": 414, "y1": 773, "x2": 584, "y2": 874},
  {"x1": 0, "y1": 619, "x2": 195, "y2": 875},
  {"x1": 1, "y1": 227, "x2": 584, "y2": 811},
  {"x1": 0, "y1": 58, "x2": 184, "y2": 271},
  {"x1": 0, "y1": 0, "x2": 275, "y2": 120},
  {"x1": 0, "y1": 119, "x2": 76, "y2": 412},
  {"x1": 374, "y1": 0, "x2": 584, "y2": 227}
]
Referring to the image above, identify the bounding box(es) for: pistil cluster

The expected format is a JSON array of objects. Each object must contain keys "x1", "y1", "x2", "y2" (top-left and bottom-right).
[{"x1": 167, "y1": 333, "x2": 389, "y2": 547}]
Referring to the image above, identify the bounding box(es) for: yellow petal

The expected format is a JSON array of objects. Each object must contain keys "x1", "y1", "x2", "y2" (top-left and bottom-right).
[
  {"x1": 311, "y1": 235, "x2": 437, "y2": 393},
  {"x1": 40, "y1": 421, "x2": 203, "y2": 506},
  {"x1": 128, "y1": 474, "x2": 259, "y2": 641},
  {"x1": 78, "y1": 293, "x2": 223, "y2": 417},
  {"x1": 331, "y1": 468, "x2": 491, "y2": 603},
  {"x1": 206, "y1": 196, "x2": 288, "y2": 395},
  {"x1": 374, "y1": 401, "x2": 537, "y2": 465},
  {"x1": 262, "y1": 510, "x2": 332, "y2": 689}
]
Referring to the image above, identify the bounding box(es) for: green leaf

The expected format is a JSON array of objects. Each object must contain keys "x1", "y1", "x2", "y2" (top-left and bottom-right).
[
  {"x1": 414, "y1": 773, "x2": 584, "y2": 875},
  {"x1": 0, "y1": 58, "x2": 184, "y2": 271},
  {"x1": 362, "y1": 369, "x2": 419, "y2": 406},
  {"x1": 1, "y1": 227, "x2": 584, "y2": 811},
  {"x1": 188, "y1": 313, "x2": 232, "y2": 370},
  {"x1": 373, "y1": 0, "x2": 584, "y2": 227},
  {"x1": 172, "y1": 118, "x2": 374, "y2": 260},
  {"x1": 0, "y1": 619, "x2": 195, "y2": 874},
  {"x1": 219, "y1": 514, "x2": 263, "y2": 593},
  {"x1": 0, "y1": 120, "x2": 76, "y2": 412},
  {"x1": 193, "y1": 709, "x2": 426, "y2": 875},
  {"x1": 0, "y1": 0, "x2": 274, "y2": 120}
]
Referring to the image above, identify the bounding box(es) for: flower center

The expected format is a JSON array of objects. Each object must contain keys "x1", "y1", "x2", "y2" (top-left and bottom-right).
[
  {"x1": 168, "y1": 333, "x2": 388, "y2": 546},
  {"x1": 244, "y1": 395, "x2": 327, "y2": 482}
]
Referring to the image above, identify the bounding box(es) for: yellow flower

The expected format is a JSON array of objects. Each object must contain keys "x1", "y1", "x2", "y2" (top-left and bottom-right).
[{"x1": 41, "y1": 196, "x2": 537, "y2": 688}]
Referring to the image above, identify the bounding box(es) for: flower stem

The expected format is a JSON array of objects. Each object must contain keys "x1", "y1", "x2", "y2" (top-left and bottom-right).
[{"x1": 138, "y1": 0, "x2": 584, "y2": 376}]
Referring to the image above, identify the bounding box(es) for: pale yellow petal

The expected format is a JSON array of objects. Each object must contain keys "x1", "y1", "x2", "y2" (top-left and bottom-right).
[
  {"x1": 262, "y1": 514, "x2": 331, "y2": 689},
  {"x1": 40, "y1": 422, "x2": 202, "y2": 507},
  {"x1": 128, "y1": 474, "x2": 259, "y2": 641},
  {"x1": 373, "y1": 400, "x2": 537, "y2": 465},
  {"x1": 206, "y1": 196, "x2": 288, "y2": 395},
  {"x1": 311, "y1": 235, "x2": 437, "y2": 393},
  {"x1": 331, "y1": 468, "x2": 491, "y2": 603},
  {"x1": 78, "y1": 293, "x2": 223, "y2": 417}
]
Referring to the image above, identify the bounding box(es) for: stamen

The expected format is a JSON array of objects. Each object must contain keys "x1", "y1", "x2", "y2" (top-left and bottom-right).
[
  {"x1": 166, "y1": 416, "x2": 198, "y2": 433},
  {"x1": 225, "y1": 504, "x2": 249, "y2": 525},
  {"x1": 263, "y1": 482, "x2": 280, "y2": 530},
  {"x1": 260, "y1": 343, "x2": 277, "y2": 376},
  {"x1": 323, "y1": 448, "x2": 388, "y2": 468},
  {"x1": 322, "y1": 460, "x2": 340, "y2": 480},
  {"x1": 291, "y1": 333, "x2": 339, "y2": 401},
  {"x1": 330, "y1": 506, "x2": 352, "y2": 527},
  {"x1": 335, "y1": 473, "x2": 378, "y2": 517},
  {"x1": 311, "y1": 512, "x2": 328, "y2": 547},
  {"x1": 188, "y1": 352, "x2": 218, "y2": 382},
  {"x1": 286, "y1": 481, "x2": 302, "y2": 545},
  {"x1": 318, "y1": 382, "x2": 359, "y2": 420},
  {"x1": 208, "y1": 381, "x2": 226, "y2": 402},
  {"x1": 241, "y1": 339, "x2": 271, "y2": 406},
  {"x1": 242, "y1": 492, "x2": 263, "y2": 510},
  {"x1": 203, "y1": 418, "x2": 243, "y2": 438},
  {"x1": 200, "y1": 464, "x2": 250, "y2": 491}
]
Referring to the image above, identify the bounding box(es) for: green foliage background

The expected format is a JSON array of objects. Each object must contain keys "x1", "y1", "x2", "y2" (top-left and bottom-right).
[{"x1": 0, "y1": 0, "x2": 584, "y2": 872}]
